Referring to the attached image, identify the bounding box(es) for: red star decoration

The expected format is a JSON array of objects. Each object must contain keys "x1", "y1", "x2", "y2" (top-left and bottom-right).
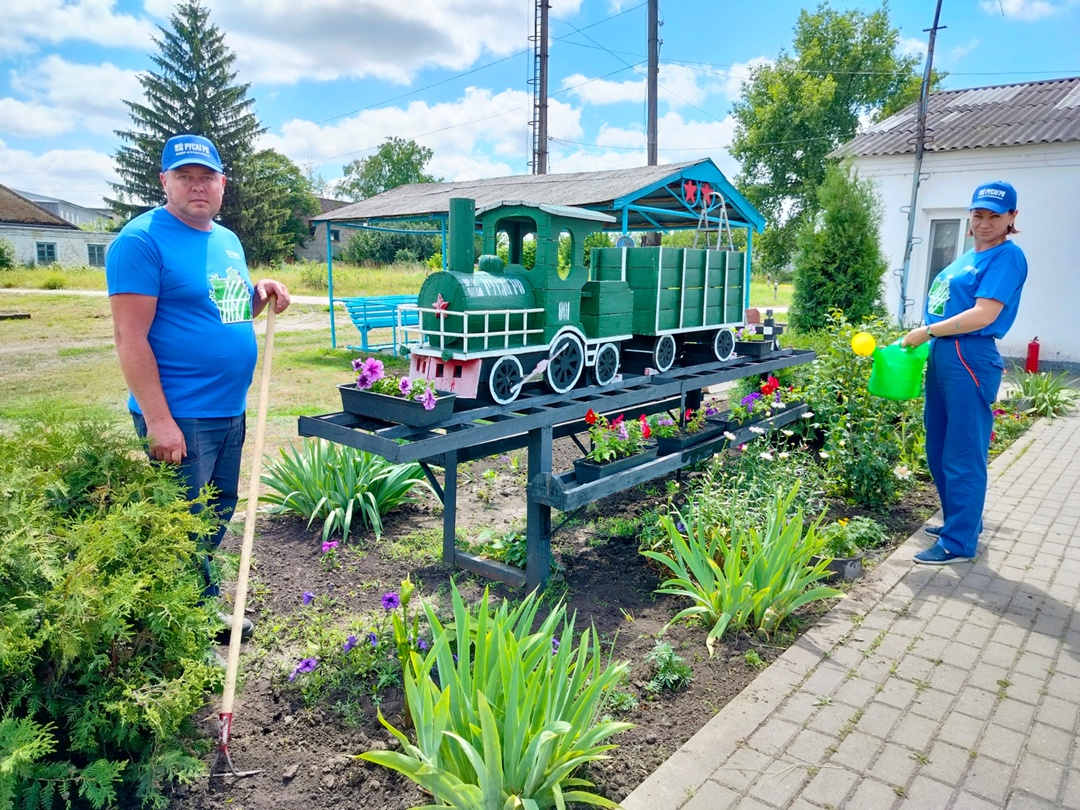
[{"x1": 433, "y1": 293, "x2": 450, "y2": 318}]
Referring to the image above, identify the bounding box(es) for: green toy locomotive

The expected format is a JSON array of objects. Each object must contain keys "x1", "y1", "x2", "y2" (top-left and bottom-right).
[{"x1": 408, "y1": 197, "x2": 747, "y2": 404}]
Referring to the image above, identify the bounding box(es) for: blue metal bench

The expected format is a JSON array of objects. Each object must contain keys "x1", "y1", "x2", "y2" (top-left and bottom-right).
[{"x1": 336, "y1": 295, "x2": 419, "y2": 355}]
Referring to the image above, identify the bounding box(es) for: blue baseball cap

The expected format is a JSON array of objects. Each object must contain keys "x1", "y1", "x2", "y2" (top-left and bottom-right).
[
  {"x1": 161, "y1": 134, "x2": 223, "y2": 173},
  {"x1": 969, "y1": 181, "x2": 1017, "y2": 214}
]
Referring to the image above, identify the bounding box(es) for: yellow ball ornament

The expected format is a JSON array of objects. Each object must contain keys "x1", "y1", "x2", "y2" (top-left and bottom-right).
[{"x1": 851, "y1": 332, "x2": 876, "y2": 357}]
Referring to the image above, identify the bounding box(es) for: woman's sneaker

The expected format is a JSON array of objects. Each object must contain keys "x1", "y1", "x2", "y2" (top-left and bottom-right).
[{"x1": 913, "y1": 543, "x2": 974, "y2": 565}]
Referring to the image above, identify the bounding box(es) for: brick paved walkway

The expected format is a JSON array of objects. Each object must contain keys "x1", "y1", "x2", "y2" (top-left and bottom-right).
[{"x1": 623, "y1": 411, "x2": 1080, "y2": 810}]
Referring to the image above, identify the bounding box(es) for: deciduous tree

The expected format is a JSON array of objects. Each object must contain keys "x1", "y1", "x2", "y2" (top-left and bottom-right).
[
  {"x1": 339, "y1": 137, "x2": 439, "y2": 202},
  {"x1": 730, "y1": 1, "x2": 936, "y2": 275}
]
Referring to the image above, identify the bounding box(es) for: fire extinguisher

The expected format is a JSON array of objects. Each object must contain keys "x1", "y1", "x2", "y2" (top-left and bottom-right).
[{"x1": 1025, "y1": 336, "x2": 1040, "y2": 374}]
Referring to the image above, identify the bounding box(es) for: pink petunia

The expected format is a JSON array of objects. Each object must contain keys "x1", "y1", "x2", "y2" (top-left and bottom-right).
[
  {"x1": 399, "y1": 377, "x2": 412, "y2": 396},
  {"x1": 363, "y1": 358, "x2": 385, "y2": 381},
  {"x1": 419, "y1": 388, "x2": 437, "y2": 411}
]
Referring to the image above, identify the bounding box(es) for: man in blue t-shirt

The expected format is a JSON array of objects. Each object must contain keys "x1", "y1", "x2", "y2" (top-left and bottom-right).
[{"x1": 106, "y1": 134, "x2": 290, "y2": 641}]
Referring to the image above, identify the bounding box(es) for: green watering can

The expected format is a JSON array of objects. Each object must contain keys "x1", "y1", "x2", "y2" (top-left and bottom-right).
[{"x1": 868, "y1": 340, "x2": 930, "y2": 400}]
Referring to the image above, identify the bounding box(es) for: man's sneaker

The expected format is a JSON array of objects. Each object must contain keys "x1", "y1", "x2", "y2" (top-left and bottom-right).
[
  {"x1": 923, "y1": 525, "x2": 943, "y2": 537},
  {"x1": 215, "y1": 611, "x2": 254, "y2": 644},
  {"x1": 913, "y1": 544, "x2": 974, "y2": 565}
]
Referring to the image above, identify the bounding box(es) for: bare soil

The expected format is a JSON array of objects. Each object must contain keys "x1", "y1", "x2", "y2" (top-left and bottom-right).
[{"x1": 169, "y1": 438, "x2": 940, "y2": 810}]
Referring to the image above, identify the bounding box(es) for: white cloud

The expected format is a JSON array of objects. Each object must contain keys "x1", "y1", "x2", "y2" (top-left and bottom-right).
[
  {"x1": 949, "y1": 40, "x2": 981, "y2": 61},
  {"x1": 0, "y1": 140, "x2": 117, "y2": 208},
  {"x1": 561, "y1": 63, "x2": 733, "y2": 109},
  {"x1": 140, "y1": 0, "x2": 540, "y2": 85},
  {"x1": 978, "y1": 0, "x2": 1078, "y2": 20},
  {"x1": 6, "y1": 56, "x2": 144, "y2": 136},
  {"x1": 898, "y1": 37, "x2": 927, "y2": 59},
  {"x1": 261, "y1": 86, "x2": 582, "y2": 183},
  {"x1": 0, "y1": 99, "x2": 73, "y2": 138},
  {"x1": 0, "y1": 1, "x2": 155, "y2": 56},
  {"x1": 718, "y1": 58, "x2": 771, "y2": 100},
  {"x1": 561, "y1": 72, "x2": 644, "y2": 106}
]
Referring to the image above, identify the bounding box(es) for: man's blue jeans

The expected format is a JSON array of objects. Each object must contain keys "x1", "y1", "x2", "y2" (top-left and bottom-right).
[{"x1": 132, "y1": 411, "x2": 246, "y2": 598}]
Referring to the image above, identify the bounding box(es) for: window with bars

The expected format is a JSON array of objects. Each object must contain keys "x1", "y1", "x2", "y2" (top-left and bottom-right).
[
  {"x1": 36, "y1": 242, "x2": 57, "y2": 265},
  {"x1": 88, "y1": 244, "x2": 106, "y2": 267}
]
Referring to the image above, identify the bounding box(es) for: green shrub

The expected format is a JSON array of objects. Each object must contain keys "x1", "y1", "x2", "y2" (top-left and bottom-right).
[
  {"x1": 260, "y1": 439, "x2": 433, "y2": 541},
  {"x1": 792, "y1": 310, "x2": 925, "y2": 507},
  {"x1": 359, "y1": 583, "x2": 632, "y2": 808},
  {"x1": 643, "y1": 641, "x2": 692, "y2": 695},
  {"x1": 642, "y1": 483, "x2": 844, "y2": 654},
  {"x1": 0, "y1": 416, "x2": 221, "y2": 809},
  {"x1": 0, "y1": 238, "x2": 15, "y2": 269},
  {"x1": 819, "y1": 516, "x2": 887, "y2": 558},
  {"x1": 40, "y1": 272, "x2": 67, "y2": 290},
  {"x1": 1004, "y1": 368, "x2": 1078, "y2": 419}
]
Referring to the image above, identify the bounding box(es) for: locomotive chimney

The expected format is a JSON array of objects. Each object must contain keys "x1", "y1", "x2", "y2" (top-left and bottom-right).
[{"x1": 447, "y1": 198, "x2": 476, "y2": 274}]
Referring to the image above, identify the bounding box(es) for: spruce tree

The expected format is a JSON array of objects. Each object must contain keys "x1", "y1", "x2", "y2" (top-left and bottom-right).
[
  {"x1": 107, "y1": 0, "x2": 263, "y2": 236},
  {"x1": 789, "y1": 163, "x2": 888, "y2": 331}
]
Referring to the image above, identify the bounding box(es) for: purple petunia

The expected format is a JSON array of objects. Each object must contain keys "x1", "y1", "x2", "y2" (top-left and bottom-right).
[
  {"x1": 363, "y1": 358, "x2": 384, "y2": 380},
  {"x1": 398, "y1": 377, "x2": 412, "y2": 397},
  {"x1": 551, "y1": 637, "x2": 560, "y2": 654},
  {"x1": 418, "y1": 388, "x2": 437, "y2": 411},
  {"x1": 657, "y1": 417, "x2": 676, "y2": 427},
  {"x1": 741, "y1": 391, "x2": 763, "y2": 408},
  {"x1": 367, "y1": 632, "x2": 378, "y2": 647},
  {"x1": 617, "y1": 423, "x2": 629, "y2": 441},
  {"x1": 342, "y1": 635, "x2": 357, "y2": 653},
  {"x1": 381, "y1": 592, "x2": 401, "y2": 610},
  {"x1": 302, "y1": 591, "x2": 315, "y2": 605},
  {"x1": 288, "y1": 657, "x2": 318, "y2": 681},
  {"x1": 321, "y1": 540, "x2": 339, "y2": 554},
  {"x1": 416, "y1": 638, "x2": 428, "y2": 651}
]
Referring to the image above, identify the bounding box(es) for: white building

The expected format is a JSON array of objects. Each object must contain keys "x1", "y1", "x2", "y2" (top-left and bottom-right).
[
  {"x1": 835, "y1": 76, "x2": 1080, "y2": 370},
  {"x1": 0, "y1": 184, "x2": 115, "y2": 268}
]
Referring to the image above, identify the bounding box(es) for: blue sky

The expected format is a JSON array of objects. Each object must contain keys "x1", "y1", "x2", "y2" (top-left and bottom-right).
[{"x1": 1, "y1": 0, "x2": 1077, "y2": 209}]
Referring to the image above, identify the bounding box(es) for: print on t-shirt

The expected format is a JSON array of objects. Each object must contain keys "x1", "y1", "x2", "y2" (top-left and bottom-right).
[
  {"x1": 927, "y1": 274, "x2": 950, "y2": 317},
  {"x1": 209, "y1": 267, "x2": 253, "y2": 323}
]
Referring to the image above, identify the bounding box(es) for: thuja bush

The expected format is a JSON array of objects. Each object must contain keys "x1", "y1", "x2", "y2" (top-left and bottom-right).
[
  {"x1": 791, "y1": 310, "x2": 924, "y2": 508},
  {"x1": 0, "y1": 417, "x2": 221, "y2": 810}
]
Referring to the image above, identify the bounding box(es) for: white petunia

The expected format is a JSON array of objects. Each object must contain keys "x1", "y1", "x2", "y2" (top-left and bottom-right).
[
  {"x1": 782, "y1": 429, "x2": 794, "y2": 437},
  {"x1": 802, "y1": 412, "x2": 815, "y2": 419},
  {"x1": 778, "y1": 451, "x2": 790, "y2": 459},
  {"x1": 759, "y1": 451, "x2": 774, "y2": 461},
  {"x1": 724, "y1": 431, "x2": 737, "y2": 441},
  {"x1": 749, "y1": 426, "x2": 766, "y2": 435}
]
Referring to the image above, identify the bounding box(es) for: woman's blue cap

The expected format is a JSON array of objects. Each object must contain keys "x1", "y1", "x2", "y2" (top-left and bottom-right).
[{"x1": 969, "y1": 181, "x2": 1017, "y2": 214}]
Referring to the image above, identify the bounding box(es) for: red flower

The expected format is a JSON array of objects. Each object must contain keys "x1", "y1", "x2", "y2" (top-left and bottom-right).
[
  {"x1": 612, "y1": 414, "x2": 624, "y2": 427},
  {"x1": 685, "y1": 408, "x2": 693, "y2": 420},
  {"x1": 643, "y1": 423, "x2": 652, "y2": 439},
  {"x1": 585, "y1": 409, "x2": 597, "y2": 425},
  {"x1": 761, "y1": 375, "x2": 780, "y2": 396}
]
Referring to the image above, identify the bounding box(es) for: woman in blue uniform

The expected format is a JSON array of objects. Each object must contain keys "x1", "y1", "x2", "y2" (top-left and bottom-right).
[{"x1": 901, "y1": 181, "x2": 1027, "y2": 565}]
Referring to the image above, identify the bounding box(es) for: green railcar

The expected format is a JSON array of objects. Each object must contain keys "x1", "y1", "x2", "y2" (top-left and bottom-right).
[{"x1": 409, "y1": 198, "x2": 748, "y2": 404}]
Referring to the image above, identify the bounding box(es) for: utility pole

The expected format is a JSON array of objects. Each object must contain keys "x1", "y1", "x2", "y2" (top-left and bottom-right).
[
  {"x1": 647, "y1": 0, "x2": 659, "y2": 166},
  {"x1": 896, "y1": 0, "x2": 945, "y2": 323},
  {"x1": 530, "y1": 0, "x2": 550, "y2": 175}
]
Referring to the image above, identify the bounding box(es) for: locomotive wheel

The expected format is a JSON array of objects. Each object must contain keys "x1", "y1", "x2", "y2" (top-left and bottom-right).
[
  {"x1": 546, "y1": 333, "x2": 585, "y2": 394},
  {"x1": 652, "y1": 334, "x2": 677, "y2": 373},
  {"x1": 713, "y1": 327, "x2": 735, "y2": 361},
  {"x1": 488, "y1": 355, "x2": 523, "y2": 405},
  {"x1": 592, "y1": 343, "x2": 620, "y2": 386}
]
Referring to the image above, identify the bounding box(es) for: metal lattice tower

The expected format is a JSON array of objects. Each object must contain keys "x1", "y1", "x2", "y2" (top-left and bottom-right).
[{"x1": 528, "y1": 0, "x2": 550, "y2": 175}]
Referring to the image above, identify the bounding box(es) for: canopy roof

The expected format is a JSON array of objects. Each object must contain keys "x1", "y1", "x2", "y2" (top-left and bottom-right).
[{"x1": 316, "y1": 158, "x2": 764, "y2": 234}]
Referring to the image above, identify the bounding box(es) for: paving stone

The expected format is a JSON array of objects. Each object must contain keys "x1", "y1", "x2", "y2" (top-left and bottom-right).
[
  {"x1": 968, "y1": 661, "x2": 1013, "y2": 693},
  {"x1": 857, "y1": 701, "x2": 902, "y2": 740},
  {"x1": 1035, "y1": 695, "x2": 1079, "y2": 732},
  {"x1": 954, "y1": 686, "x2": 998, "y2": 719},
  {"x1": 964, "y1": 749, "x2": 1017, "y2": 805},
  {"x1": 868, "y1": 741, "x2": 920, "y2": 786},
  {"x1": 939, "y1": 641, "x2": 981, "y2": 670},
  {"x1": 682, "y1": 779, "x2": 739, "y2": 810},
  {"x1": 799, "y1": 765, "x2": 858, "y2": 807},
  {"x1": 876, "y1": 676, "x2": 918, "y2": 711},
  {"x1": 742, "y1": 757, "x2": 810, "y2": 808},
  {"x1": 711, "y1": 746, "x2": 775, "y2": 792},
  {"x1": 905, "y1": 775, "x2": 956, "y2": 809},
  {"x1": 978, "y1": 722, "x2": 1028, "y2": 766},
  {"x1": 1024, "y1": 722, "x2": 1074, "y2": 763},
  {"x1": 1003, "y1": 788, "x2": 1061, "y2": 809},
  {"x1": 990, "y1": 697, "x2": 1036, "y2": 733},
  {"x1": 953, "y1": 790, "x2": 1008, "y2": 810},
  {"x1": 745, "y1": 717, "x2": 801, "y2": 757},
  {"x1": 846, "y1": 777, "x2": 903, "y2": 809},
  {"x1": 830, "y1": 730, "x2": 879, "y2": 772},
  {"x1": 1006, "y1": 671, "x2": 1049, "y2": 705},
  {"x1": 922, "y1": 740, "x2": 975, "y2": 783},
  {"x1": 1013, "y1": 753, "x2": 1065, "y2": 802},
  {"x1": 784, "y1": 728, "x2": 834, "y2": 766},
  {"x1": 927, "y1": 663, "x2": 970, "y2": 696},
  {"x1": 937, "y1": 711, "x2": 986, "y2": 751},
  {"x1": 888, "y1": 712, "x2": 940, "y2": 751},
  {"x1": 910, "y1": 687, "x2": 957, "y2": 722},
  {"x1": 1013, "y1": 650, "x2": 1055, "y2": 680},
  {"x1": 1061, "y1": 768, "x2": 1080, "y2": 809}
]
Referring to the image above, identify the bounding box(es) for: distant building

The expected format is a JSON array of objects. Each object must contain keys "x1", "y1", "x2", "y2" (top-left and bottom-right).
[
  {"x1": 294, "y1": 197, "x2": 356, "y2": 262},
  {"x1": 0, "y1": 184, "x2": 115, "y2": 267},
  {"x1": 11, "y1": 189, "x2": 120, "y2": 230}
]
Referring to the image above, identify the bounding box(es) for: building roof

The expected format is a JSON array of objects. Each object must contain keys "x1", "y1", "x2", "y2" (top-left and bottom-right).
[
  {"x1": 834, "y1": 76, "x2": 1080, "y2": 158},
  {"x1": 316, "y1": 158, "x2": 765, "y2": 233},
  {"x1": 0, "y1": 184, "x2": 79, "y2": 229}
]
